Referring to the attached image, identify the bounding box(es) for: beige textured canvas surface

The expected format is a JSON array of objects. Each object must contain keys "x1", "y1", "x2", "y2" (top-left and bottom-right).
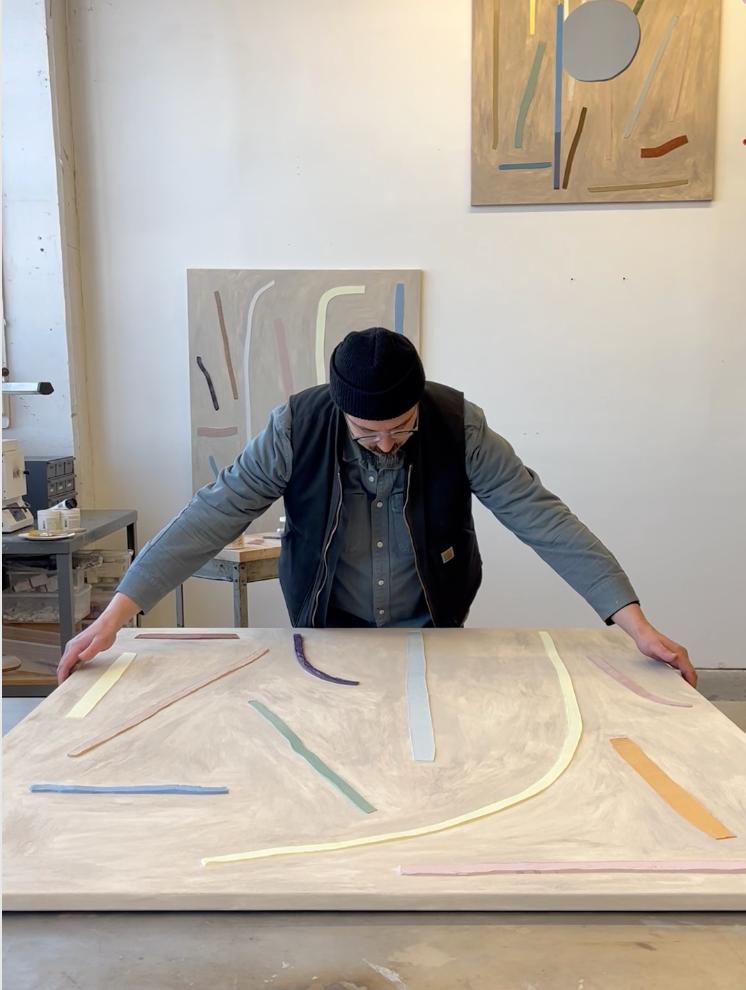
[{"x1": 4, "y1": 627, "x2": 745, "y2": 910}]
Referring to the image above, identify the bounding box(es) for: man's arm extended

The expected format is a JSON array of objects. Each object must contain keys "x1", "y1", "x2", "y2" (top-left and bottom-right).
[
  {"x1": 465, "y1": 400, "x2": 696, "y2": 686},
  {"x1": 610, "y1": 602, "x2": 696, "y2": 686},
  {"x1": 57, "y1": 403, "x2": 293, "y2": 681}
]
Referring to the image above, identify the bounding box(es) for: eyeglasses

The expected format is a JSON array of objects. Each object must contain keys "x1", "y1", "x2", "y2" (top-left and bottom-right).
[{"x1": 346, "y1": 410, "x2": 419, "y2": 446}]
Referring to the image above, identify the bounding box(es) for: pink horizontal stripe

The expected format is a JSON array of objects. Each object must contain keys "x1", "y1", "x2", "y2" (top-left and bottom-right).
[
  {"x1": 398, "y1": 861, "x2": 746, "y2": 877},
  {"x1": 135, "y1": 633, "x2": 240, "y2": 640},
  {"x1": 587, "y1": 655, "x2": 692, "y2": 708},
  {"x1": 197, "y1": 427, "x2": 239, "y2": 438}
]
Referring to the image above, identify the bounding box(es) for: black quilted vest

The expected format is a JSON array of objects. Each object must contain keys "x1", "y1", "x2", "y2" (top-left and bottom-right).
[{"x1": 280, "y1": 381, "x2": 482, "y2": 626}]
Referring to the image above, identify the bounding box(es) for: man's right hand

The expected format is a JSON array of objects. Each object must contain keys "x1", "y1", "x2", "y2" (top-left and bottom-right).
[{"x1": 57, "y1": 592, "x2": 140, "y2": 683}]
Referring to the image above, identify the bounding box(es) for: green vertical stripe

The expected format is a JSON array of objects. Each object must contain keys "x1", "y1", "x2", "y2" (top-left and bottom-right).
[
  {"x1": 515, "y1": 41, "x2": 546, "y2": 149},
  {"x1": 249, "y1": 700, "x2": 376, "y2": 814}
]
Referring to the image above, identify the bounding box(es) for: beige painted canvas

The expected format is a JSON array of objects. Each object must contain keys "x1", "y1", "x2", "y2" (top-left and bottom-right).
[
  {"x1": 472, "y1": 0, "x2": 721, "y2": 205},
  {"x1": 4, "y1": 627, "x2": 746, "y2": 911},
  {"x1": 187, "y1": 269, "x2": 422, "y2": 529}
]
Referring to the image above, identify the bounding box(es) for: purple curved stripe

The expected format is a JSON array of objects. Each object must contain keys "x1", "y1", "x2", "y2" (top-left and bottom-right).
[
  {"x1": 293, "y1": 633, "x2": 359, "y2": 686},
  {"x1": 196, "y1": 355, "x2": 219, "y2": 411},
  {"x1": 588, "y1": 655, "x2": 692, "y2": 708},
  {"x1": 273, "y1": 318, "x2": 294, "y2": 399}
]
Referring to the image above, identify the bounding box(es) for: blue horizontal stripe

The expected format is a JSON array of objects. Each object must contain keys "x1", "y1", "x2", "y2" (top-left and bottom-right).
[
  {"x1": 30, "y1": 784, "x2": 229, "y2": 795},
  {"x1": 498, "y1": 162, "x2": 552, "y2": 171}
]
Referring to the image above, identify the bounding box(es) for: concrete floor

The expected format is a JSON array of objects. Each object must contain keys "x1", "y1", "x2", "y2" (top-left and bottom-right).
[{"x1": 3, "y1": 911, "x2": 746, "y2": 990}]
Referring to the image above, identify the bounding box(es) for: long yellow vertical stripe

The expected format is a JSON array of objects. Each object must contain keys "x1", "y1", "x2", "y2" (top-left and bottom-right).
[
  {"x1": 65, "y1": 652, "x2": 136, "y2": 719},
  {"x1": 529, "y1": 0, "x2": 536, "y2": 35},
  {"x1": 315, "y1": 286, "x2": 366, "y2": 385}
]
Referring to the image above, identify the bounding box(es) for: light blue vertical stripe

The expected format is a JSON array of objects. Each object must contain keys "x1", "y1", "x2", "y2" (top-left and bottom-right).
[
  {"x1": 208, "y1": 455, "x2": 220, "y2": 479},
  {"x1": 553, "y1": 3, "x2": 564, "y2": 190},
  {"x1": 406, "y1": 633, "x2": 435, "y2": 762},
  {"x1": 394, "y1": 282, "x2": 405, "y2": 334}
]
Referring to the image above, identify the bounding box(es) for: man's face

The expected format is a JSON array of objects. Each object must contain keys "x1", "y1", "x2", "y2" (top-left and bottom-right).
[{"x1": 344, "y1": 405, "x2": 419, "y2": 457}]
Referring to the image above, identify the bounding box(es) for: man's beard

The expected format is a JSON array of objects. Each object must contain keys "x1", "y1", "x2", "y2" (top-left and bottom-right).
[{"x1": 363, "y1": 446, "x2": 405, "y2": 470}]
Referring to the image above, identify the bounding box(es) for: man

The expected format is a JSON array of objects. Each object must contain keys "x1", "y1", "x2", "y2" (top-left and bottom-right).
[{"x1": 58, "y1": 328, "x2": 696, "y2": 685}]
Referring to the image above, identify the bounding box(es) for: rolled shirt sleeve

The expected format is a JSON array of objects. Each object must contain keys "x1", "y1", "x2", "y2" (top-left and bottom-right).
[
  {"x1": 464, "y1": 400, "x2": 638, "y2": 623},
  {"x1": 117, "y1": 403, "x2": 293, "y2": 613}
]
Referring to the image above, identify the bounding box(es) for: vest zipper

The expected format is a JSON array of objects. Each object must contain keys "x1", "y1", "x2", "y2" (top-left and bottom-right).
[
  {"x1": 310, "y1": 467, "x2": 343, "y2": 627},
  {"x1": 403, "y1": 463, "x2": 436, "y2": 624}
]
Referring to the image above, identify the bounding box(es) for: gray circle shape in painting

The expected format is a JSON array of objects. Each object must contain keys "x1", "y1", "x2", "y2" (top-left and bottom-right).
[{"x1": 563, "y1": 0, "x2": 641, "y2": 82}]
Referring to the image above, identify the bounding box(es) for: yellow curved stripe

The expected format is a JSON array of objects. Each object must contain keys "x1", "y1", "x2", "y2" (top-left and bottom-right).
[
  {"x1": 314, "y1": 286, "x2": 365, "y2": 384},
  {"x1": 202, "y1": 630, "x2": 582, "y2": 866},
  {"x1": 65, "y1": 652, "x2": 136, "y2": 719}
]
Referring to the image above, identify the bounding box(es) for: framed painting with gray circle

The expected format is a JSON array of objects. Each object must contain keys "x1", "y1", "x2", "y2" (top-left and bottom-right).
[{"x1": 472, "y1": 0, "x2": 721, "y2": 205}]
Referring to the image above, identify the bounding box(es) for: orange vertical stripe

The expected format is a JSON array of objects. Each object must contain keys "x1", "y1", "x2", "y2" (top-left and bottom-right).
[{"x1": 611, "y1": 737, "x2": 735, "y2": 840}]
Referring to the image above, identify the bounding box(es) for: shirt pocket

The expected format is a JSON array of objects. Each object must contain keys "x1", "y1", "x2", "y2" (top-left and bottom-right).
[
  {"x1": 340, "y1": 493, "x2": 370, "y2": 555},
  {"x1": 391, "y1": 492, "x2": 415, "y2": 557}
]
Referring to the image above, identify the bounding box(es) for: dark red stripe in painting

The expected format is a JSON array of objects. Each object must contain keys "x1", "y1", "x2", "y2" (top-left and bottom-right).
[
  {"x1": 197, "y1": 426, "x2": 238, "y2": 438},
  {"x1": 562, "y1": 106, "x2": 588, "y2": 190},
  {"x1": 273, "y1": 318, "x2": 294, "y2": 400},
  {"x1": 641, "y1": 134, "x2": 688, "y2": 158},
  {"x1": 196, "y1": 356, "x2": 219, "y2": 411},
  {"x1": 214, "y1": 291, "x2": 239, "y2": 400}
]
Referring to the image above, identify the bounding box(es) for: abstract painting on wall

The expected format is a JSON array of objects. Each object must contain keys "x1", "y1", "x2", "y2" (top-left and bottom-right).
[
  {"x1": 187, "y1": 269, "x2": 422, "y2": 507},
  {"x1": 472, "y1": 0, "x2": 721, "y2": 205}
]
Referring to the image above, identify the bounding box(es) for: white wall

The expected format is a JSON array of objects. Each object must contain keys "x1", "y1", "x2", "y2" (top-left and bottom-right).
[
  {"x1": 66, "y1": 1, "x2": 746, "y2": 667},
  {"x1": 2, "y1": 0, "x2": 74, "y2": 456}
]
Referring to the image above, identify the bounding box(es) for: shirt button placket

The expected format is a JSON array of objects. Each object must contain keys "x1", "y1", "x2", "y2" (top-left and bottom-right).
[{"x1": 372, "y1": 477, "x2": 389, "y2": 627}]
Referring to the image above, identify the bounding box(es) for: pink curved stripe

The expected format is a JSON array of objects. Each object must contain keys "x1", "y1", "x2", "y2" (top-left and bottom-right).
[
  {"x1": 398, "y1": 860, "x2": 746, "y2": 877},
  {"x1": 587, "y1": 655, "x2": 692, "y2": 708},
  {"x1": 273, "y1": 318, "x2": 294, "y2": 399}
]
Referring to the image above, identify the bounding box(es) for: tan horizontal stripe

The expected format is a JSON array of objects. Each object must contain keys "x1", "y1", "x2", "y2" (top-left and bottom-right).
[{"x1": 588, "y1": 179, "x2": 689, "y2": 193}]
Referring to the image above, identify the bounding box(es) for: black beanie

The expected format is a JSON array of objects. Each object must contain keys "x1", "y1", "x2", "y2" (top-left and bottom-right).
[{"x1": 329, "y1": 328, "x2": 425, "y2": 420}]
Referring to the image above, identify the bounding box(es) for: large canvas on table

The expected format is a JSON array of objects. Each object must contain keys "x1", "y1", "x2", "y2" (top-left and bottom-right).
[
  {"x1": 4, "y1": 627, "x2": 745, "y2": 911},
  {"x1": 472, "y1": 0, "x2": 721, "y2": 205},
  {"x1": 187, "y1": 270, "x2": 422, "y2": 519}
]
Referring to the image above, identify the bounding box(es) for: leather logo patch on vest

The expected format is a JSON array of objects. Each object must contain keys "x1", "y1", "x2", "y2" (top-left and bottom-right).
[{"x1": 441, "y1": 546, "x2": 455, "y2": 564}]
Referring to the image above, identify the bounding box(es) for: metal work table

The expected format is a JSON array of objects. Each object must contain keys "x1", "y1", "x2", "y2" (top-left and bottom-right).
[
  {"x1": 174, "y1": 535, "x2": 280, "y2": 626},
  {"x1": 2, "y1": 509, "x2": 138, "y2": 695}
]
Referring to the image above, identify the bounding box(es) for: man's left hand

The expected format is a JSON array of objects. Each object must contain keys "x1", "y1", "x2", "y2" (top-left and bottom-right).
[{"x1": 610, "y1": 603, "x2": 697, "y2": 688}]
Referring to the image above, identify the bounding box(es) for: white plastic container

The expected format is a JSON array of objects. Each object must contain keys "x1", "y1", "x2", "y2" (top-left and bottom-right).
[
  {"x1": 60, "y1": 507, "x2": 81, "y2": 531},
  {"x1": 37, "y1": 509, "x2": 62, "y2": 533}
]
